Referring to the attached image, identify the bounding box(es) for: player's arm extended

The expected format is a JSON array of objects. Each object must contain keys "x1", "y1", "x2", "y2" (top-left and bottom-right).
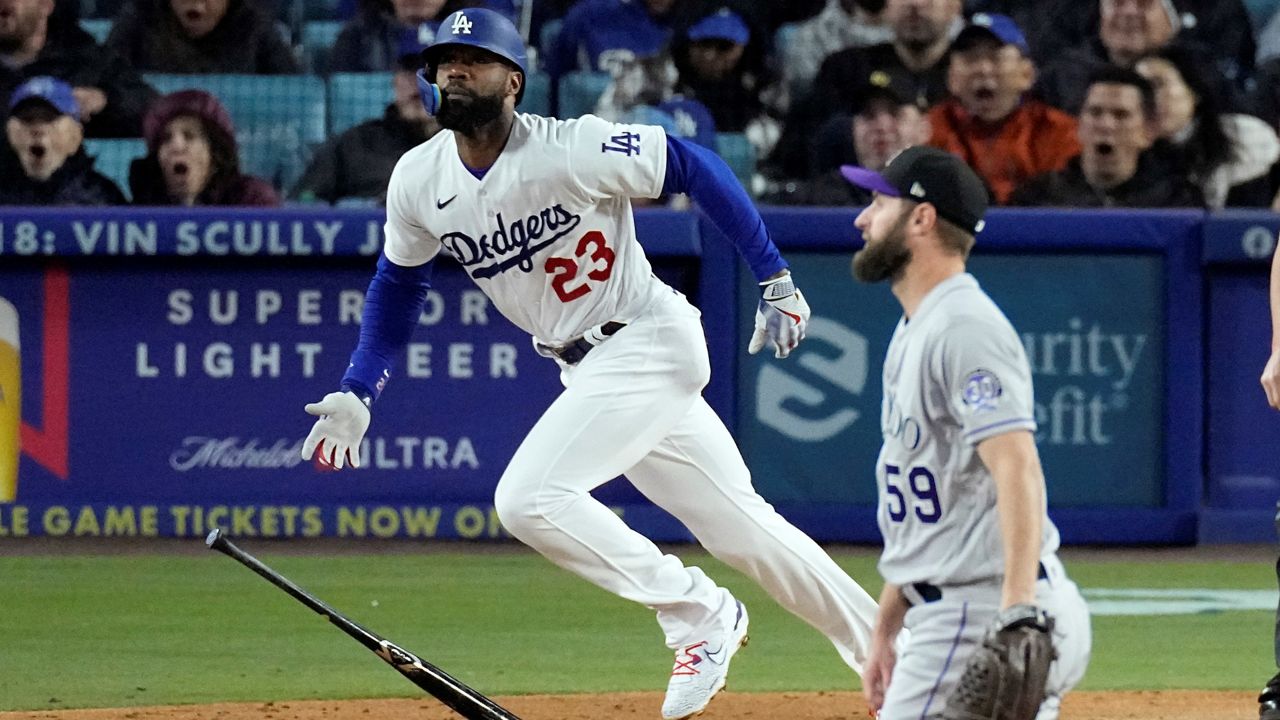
[
  {"x1": 976, "y1": 431, "x2": 1044, "y2": 609},
  {"x1": 340, "y1": 254, "x2": 434, "y2": 404},
  {"x1": 661, "y1": 134, "x2": 786, "y2": 282}
]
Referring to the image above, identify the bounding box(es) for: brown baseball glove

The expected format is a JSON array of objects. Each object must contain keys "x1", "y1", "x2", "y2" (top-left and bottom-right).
[{"x1": 941, "y1": 604, "x2": 1057, "y2": 720}]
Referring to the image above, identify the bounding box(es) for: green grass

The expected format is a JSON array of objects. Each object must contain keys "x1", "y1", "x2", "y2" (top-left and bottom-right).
[{"x1": 0, "y1": 550, "x2": 1272, "y2": 710}]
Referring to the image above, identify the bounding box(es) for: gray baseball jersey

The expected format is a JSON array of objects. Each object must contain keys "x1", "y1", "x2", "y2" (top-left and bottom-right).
[{"x1": 875, "y1": 272, "x2": 1061, "y2": 588}]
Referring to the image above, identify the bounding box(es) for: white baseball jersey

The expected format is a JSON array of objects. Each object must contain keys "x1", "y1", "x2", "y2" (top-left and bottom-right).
[
  {"x1": 383, "y1": 112, "x2": 672, "y2": 345},
  {"x1": 874, "y1": 272, "x2": 1061, "y2": 588}
]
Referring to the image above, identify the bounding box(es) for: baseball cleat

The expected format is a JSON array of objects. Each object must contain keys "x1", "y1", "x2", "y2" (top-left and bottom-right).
[
  {"x1": 1261, "y1": 671, "x2": 1280, "y2": 720},
  {"x1": 661, "y1": 601, "x2": 749, "y2": 720}
]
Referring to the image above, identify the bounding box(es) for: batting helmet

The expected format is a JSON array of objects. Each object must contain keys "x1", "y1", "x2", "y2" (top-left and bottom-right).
[{"x1": 422, "y1": 8, "x2": 527, "y2": 102}]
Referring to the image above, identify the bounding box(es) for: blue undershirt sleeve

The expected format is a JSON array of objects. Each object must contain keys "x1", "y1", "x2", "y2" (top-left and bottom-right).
[
  {"x1": 661, "y1": 134, "x2": 787, "y2": 282},
  {"x1": 340, "y1": 253, "x2": 433, "y2": 403}
]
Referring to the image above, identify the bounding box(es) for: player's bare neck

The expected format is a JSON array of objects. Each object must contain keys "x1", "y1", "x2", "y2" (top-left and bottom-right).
[
  {"x1": 453, "y1": 112, "x2": 516, "y2": 171},
  {"x1": 894, "y1": 257, "x2": 965, "y2": 319}
]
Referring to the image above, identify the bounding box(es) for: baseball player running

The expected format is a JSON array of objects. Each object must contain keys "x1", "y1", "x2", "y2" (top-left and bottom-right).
[
  {"x1": 300, "y1": 8, "x2": 882, "y2": 719},
  {"x1": 841, "y1": 146, "x2": 1091, "y2": 720}
]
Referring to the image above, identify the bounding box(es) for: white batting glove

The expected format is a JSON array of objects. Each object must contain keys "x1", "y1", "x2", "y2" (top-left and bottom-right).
[
  {"x1": 301, "y1": 391, "x2": 371, "y2": 470},
  {"x1": 747, "y1": 274, "x2": 810, "y2": 359}
]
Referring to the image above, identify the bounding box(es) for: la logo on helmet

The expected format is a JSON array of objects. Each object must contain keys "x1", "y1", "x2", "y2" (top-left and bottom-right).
[{"x1": 451, "y1": 12, "x2": 473, "y2": 34}]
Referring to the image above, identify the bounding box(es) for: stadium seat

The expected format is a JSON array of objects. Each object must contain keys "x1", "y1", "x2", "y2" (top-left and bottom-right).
[
  {"x1": 79, "y1": 18, "x2": 112, "y2": 44},
  {"x1": 83, "y1": 138, "x2": 147, "y2": 201},
  {"x1": 715, "y1": 132, "x2": 756, "y2": 191},
  {"x1": 521, "y1": 72, "x2": 551, "y2": 117},
  {"x1": 142, "y1": 74, "x2": 327, "y2": 191},
  {"x1": 327, "y1": 72, "x2": 393, "y2": 135},
  {"x1": 301, "y1": 19, "x2": 344, "y2": 74},
  {"x1": 557, "y1": 71, "x2": 611, "y2": 119}
]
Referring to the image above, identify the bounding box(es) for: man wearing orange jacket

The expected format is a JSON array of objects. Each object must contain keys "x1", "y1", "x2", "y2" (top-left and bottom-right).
[{"x1": 928, "y1": 13, "x2": 1078, "y2": 204}]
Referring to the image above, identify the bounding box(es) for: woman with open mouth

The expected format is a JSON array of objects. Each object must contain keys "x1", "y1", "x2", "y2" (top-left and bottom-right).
[{"x1": 128, "y1": 89, "x2": 279, "y2": 207}]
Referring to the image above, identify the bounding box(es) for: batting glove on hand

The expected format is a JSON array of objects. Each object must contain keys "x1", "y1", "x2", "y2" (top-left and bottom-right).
[
  {"x1": 748, "y1": 274, "x2": 810, "y2": 359},
  {"x1": 302, "y1": 391, "x2": 370, "y2": 470}
]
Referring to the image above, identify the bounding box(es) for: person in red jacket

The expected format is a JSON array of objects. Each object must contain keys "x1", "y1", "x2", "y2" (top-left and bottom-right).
[
  {"x1": 128, "y1": 89, "x2": 279, "y2": 207},
  {"x1": 928, "y1": 13, "x2": 1079, "y2": 204}
]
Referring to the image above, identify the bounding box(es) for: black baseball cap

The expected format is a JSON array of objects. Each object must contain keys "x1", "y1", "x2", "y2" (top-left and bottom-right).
[
  {"x1": 851, "y1": 69, "x2": 922, "y2": 115},
  {"x1": 840, "y1": 146, "x2": 989, "y2": 234}
]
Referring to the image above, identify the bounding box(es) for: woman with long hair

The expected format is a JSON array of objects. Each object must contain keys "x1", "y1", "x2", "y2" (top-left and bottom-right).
[
  {"x1": 1135, "y1": 43, "x2": 1279, "y2": 209},
  {"x1": 129, "y1": 90, "x2": 279, "y2": 207}
]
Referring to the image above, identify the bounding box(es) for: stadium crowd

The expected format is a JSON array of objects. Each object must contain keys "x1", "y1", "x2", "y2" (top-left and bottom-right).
[{"x1": 3, "y1": 0, "x2": 1280, "y2": 211}]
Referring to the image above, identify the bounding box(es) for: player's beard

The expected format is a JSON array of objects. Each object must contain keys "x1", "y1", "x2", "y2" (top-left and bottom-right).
[
  {"x1": 436, "y1": 90, "x2": 505, "y2": 135},
  {"x1": 852, "y1": 210, "x2": 912, "y2": 283}
]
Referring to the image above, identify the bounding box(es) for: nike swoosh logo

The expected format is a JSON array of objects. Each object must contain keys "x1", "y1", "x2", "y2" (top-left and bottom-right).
[
  {"x1": 436, "y1": 195, "x2": 457, "y2": 209},
  {"x1": 704, "y1": 645, "x2": 726, "y2": 664}
]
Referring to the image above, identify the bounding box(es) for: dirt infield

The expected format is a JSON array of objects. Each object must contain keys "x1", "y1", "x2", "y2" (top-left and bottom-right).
[{"x1": 0, "y1": 690, "x2": 1257, "y2": 720}]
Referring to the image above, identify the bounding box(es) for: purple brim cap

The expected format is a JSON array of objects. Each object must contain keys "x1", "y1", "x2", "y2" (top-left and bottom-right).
[{"x1": 840, "y1": 165, "x2": 899, "y2": 197}]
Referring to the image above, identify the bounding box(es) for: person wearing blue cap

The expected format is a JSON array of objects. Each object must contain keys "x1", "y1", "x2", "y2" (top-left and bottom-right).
[
  {"x1": 302, "y1": 8, "x2": 887, "y2": 720},
  {"x1": 927, "y1": 13, "x2": 1079, "y2": 204},
  {"x1": 0, "y1": 76, "x2": 126, "y2": 206},
  {"x1": 545, "y1": 0, "x2": 678, "y2": 82},
  {"x1": 673, "y1": 8, "x2": 764, "y2": 133}
]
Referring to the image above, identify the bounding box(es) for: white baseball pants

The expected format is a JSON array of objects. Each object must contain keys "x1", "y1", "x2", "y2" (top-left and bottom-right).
[{"x1": 493, "y1": 291, "x2": 879, "y2": 672}]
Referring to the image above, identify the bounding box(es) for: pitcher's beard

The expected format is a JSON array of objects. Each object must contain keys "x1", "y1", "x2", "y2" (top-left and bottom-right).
[
  {"x1": 437, "y1": 93, "x2": 505, "y2": 135},
  {"x1": 852, "y1": 213, "x2": 912, "y2": 283}
]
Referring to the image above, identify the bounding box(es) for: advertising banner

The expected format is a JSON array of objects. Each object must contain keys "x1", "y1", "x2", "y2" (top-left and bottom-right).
[
  {"x1": 1, "y1": 263, "x2": 568, "y2": 538},
  {"x1": 738, "y1": 252, "x2": 1166, "y2": 516}
]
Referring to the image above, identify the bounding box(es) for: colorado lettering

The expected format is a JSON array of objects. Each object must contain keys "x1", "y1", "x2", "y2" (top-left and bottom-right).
[{"x1": 440, "y1": 204, "x2": 581, "y2": 278}]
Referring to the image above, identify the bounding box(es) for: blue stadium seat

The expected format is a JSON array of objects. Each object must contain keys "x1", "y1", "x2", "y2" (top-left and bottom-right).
[
  {"x1": 142, "y1": 74, "x2": 327, "y2": 191},
  {"x1": 79, "y1": 18, "x2": 112, "y2": 44},
  {"x1": 327, "y1": 72, "x2": 393, "y2": 135},
  {"x1": 83, "y1": 138, "x2": 147, "y2": 201},
  {"x1": 302, "y1": 20, "x2": 344, "y2": 74},
  {"x1": 715, "y1": 132, "x2": 756, "y2": 192},
  {"x1": 521, "y1": 72, "x2": 551, "y2": 117},
  {"x1": 557, "y1": 71, "x2": 611, "y2": 119}
]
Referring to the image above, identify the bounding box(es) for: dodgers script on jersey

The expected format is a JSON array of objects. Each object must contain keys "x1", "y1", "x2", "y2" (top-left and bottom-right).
[
  {"x1": 875, "y1": 273, "x2": 1061, "y2": 587},
  {"x1": 383, "y1": 113, "x2": 670, "y2": 345}
]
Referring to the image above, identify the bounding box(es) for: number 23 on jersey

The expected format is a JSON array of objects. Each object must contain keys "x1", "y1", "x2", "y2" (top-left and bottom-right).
[{"x1": 544, "y1": 230, "x2": 616, "y2": 302}]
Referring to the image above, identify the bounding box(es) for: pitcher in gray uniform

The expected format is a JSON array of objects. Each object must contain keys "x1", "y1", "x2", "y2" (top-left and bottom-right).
[{"x1": 841, "y1": 146, "x2": 1092, "y2": 720}]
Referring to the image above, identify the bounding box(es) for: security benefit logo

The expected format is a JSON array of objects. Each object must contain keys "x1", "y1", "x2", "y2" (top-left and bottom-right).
[
  {"x1": 756, "y1": 317, "x2": 870, "y2": 442},
  {"x1": 1023, "y1": 317, "x2": 1148, "y2": 446}
]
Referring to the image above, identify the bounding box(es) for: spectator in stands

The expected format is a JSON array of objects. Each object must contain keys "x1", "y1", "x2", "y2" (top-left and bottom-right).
[
  {"x1": 776, "y1": 0, "x2": 893, "y2": 110},
  {"x1": 290, "y1": 44, "x2": 441, "y2": 205},
  {"x1": 929, "y1": 13, "x2": 1079, "y2": 204},
  {"x1": 594, "y1": 51, "x2": 719, "y2": 148},
  {"x1": 1135, "y1": 44, "x2": 1278, "y2": 208},
  {"x1": 767, "y1": 0, "x2": 961, "y2": 181},
  {"x1": 329, "y1": 0, "x2": 449, "y2": 73},
  {"x1": 760, "y1": 70, "x2": 930, "y2": 205},
  {"x1": 129, "y1": 89, "x2": 278, "y2": 206},
  {"x1": 544, "y1": 0, "x2": 678, "y2": 80},
  {"x1": 106, "y1": 0, "x2": 300, "y2": 75},
  {"x1": 0, "y1": 0, "x2": 156, "y2": 137},
  {"x1": 1035, "y1": 0, "x2": 1253, "y2": 115},
  {"x1": 1011, "y1": 66, "x2": 1203, "y2": 207},
  {"x1": 1247, "y1": 56, "x2": 1280, "y2": 129},
  {"x1": 672, "y1": 8, "x2": 766, "y2": 135},
  {"x1": 0, "y1": 76, "x2": 126, "y2": 205}
]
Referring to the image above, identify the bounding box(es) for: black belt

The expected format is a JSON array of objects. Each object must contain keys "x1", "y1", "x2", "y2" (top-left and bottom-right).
[
  {"x1": 910, "y1": 562, "x2": 1049, "y2": 606},
  {"x1": 539, "y1": 321, "x2": 626, "y2": 365}
]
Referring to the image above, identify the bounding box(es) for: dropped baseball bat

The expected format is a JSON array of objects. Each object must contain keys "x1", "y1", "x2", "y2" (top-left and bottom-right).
[{"x1": 205, "y1": 528, "x2": 521, "y2": 720}]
